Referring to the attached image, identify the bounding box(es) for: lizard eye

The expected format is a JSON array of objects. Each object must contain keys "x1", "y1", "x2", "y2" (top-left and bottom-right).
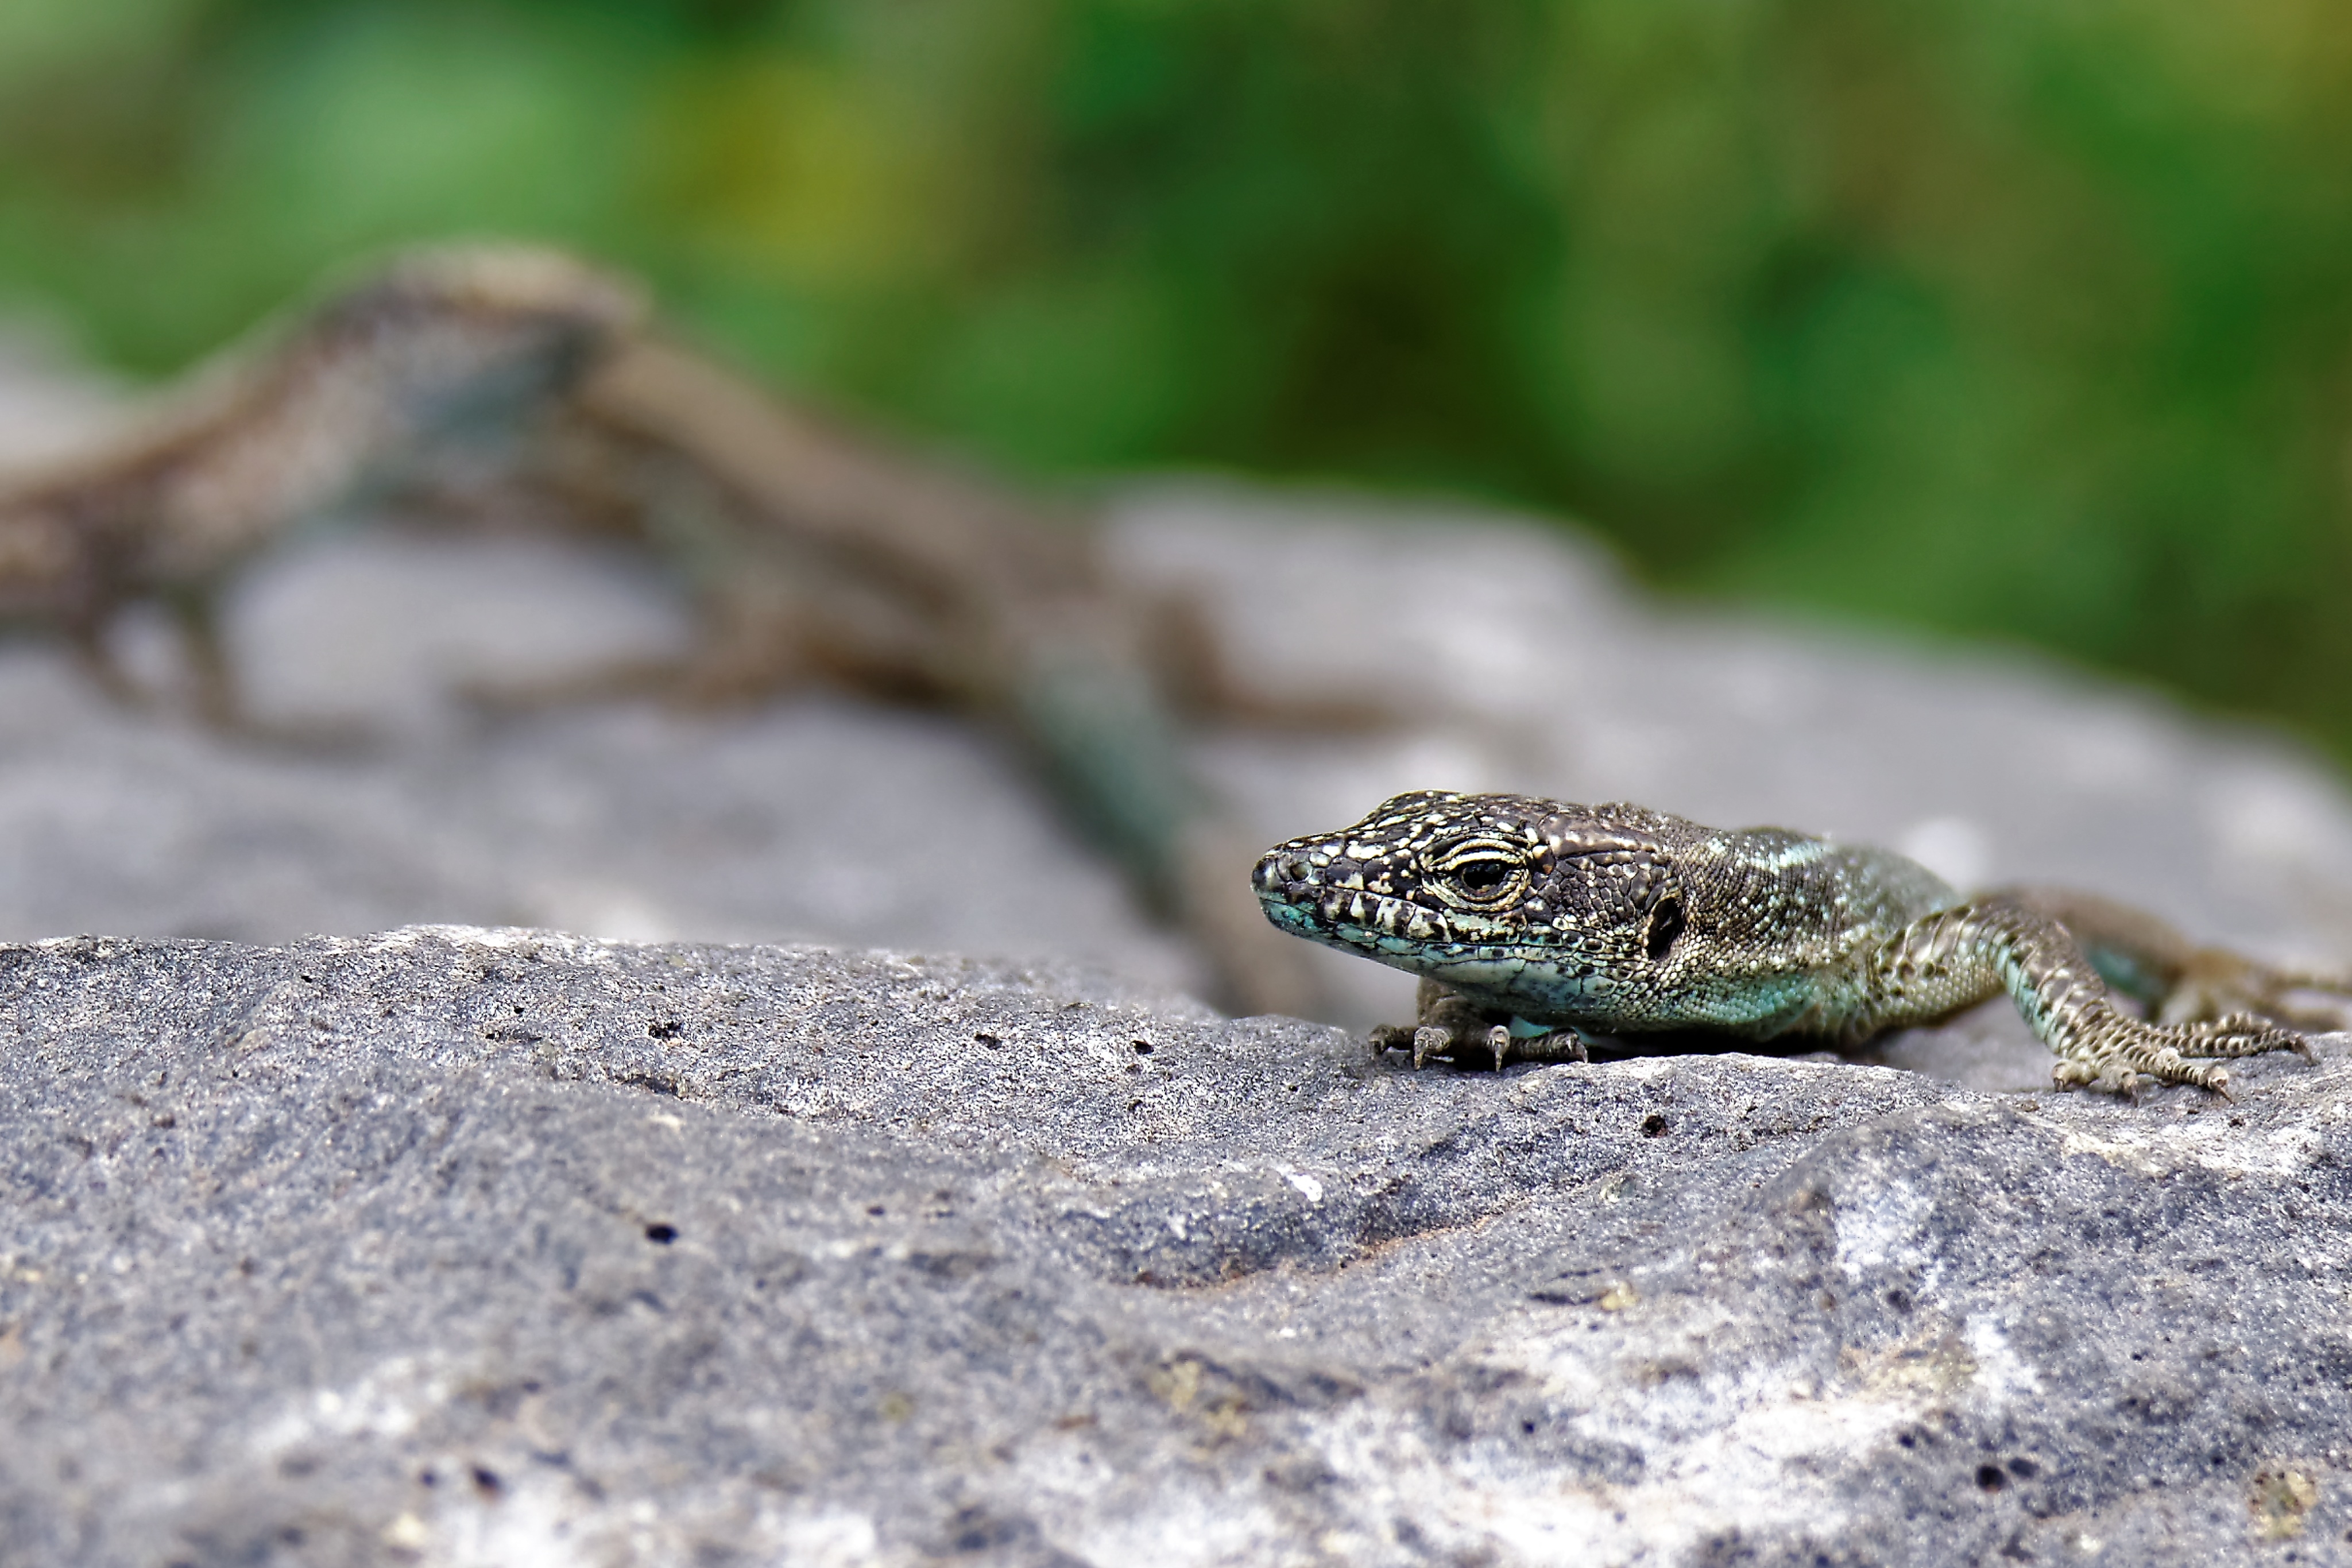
[
  {"x1": 1430, "y1": 839, "x2": 1529, "y2": 906},
  {"x1": 1457, "y1": 860, "x2": 1512, "y2": 893}
]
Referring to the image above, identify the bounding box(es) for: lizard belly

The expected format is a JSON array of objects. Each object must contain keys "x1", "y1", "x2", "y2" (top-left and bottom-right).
[{"x1": 1485, "y1": 962, "x2": 1831, "y2": 1039}]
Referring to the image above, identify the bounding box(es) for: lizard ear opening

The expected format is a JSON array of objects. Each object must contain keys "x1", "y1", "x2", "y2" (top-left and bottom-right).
[{"x1": 1645, "y1": 895, "x2": 1685, "y2": 961}]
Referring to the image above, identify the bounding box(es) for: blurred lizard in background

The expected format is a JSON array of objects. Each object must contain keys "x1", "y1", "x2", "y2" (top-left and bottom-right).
[
  {"x1": 0, "y1": 249, "x2": 642, "y2": 729},
  {"x1": 0, "y1": 245, "x2": 1323, "y2": 1018}
]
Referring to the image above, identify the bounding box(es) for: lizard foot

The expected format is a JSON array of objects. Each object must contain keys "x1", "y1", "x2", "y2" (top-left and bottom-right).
[
  {"x1": 1364, "y1": 1023, "x2": 1468, "y2": 1068},
  {"x1": 2050, "y1": 1004, "x2": 2312, "y2": 1095},
  {"x1": 1368, "y1": 1016, "x2": 1589, "y2": 1071},
  {"x1": 2052, "y1": 1056, "x2": 2229, "y2": 1099},
  {"x1": 1415, "y1": 1024, "x2": 1462, "y2": 1070},
  {"x1": 1510, "y1": 1028, "x2": 1592, "y2": 1066},
  {"x1": 1400, "y1": 1021, "x2": 1510, "y2": 1070},
  {"x1": 1369, "y1": 980, "x2": 1593, "y2": 1072}
]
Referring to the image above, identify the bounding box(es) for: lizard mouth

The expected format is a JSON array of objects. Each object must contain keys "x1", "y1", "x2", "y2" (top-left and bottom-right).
[
  {"x1": 1254, "y1": 846, "x2": 1600, "y2": 1019},
  {"x1": 1253, "y1": 847, "x2": 1386, "y2": 925},
  {"x1": 1252, "y1": 850, "x2": 1502, "y2": 949}
]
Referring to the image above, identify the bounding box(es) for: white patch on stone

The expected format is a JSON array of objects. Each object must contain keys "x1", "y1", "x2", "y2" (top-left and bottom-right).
[
  {"x1": 248, "y1": 1354, "x2": 446, "y2": 1458},
  {"x1": 1963, "y1": 1315, "x2": 2042, "y2": 1410},
  {"x1": 2046, "y1": 1111, "x2": 2333, "y2": 1180},
  {"x1": 1834, "y1": 1183, "x2": 1935, "y2": 1278},
  {"x1": 764, "y1": 1505, "x2": 884, "y2": 1566},
  {"x1": 419, "y1": 1476, "x2": 596, "y2": 1568}
]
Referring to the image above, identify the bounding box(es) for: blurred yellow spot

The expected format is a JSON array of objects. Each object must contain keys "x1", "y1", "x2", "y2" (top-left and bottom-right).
[{"x1": 649, "y1": 57, "x2": 937, "y2": 288}]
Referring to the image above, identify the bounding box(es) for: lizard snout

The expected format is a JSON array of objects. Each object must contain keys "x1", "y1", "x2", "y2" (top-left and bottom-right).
[{"x1": 1252, "y1": 847, "x2": 1313, "y2": 896}]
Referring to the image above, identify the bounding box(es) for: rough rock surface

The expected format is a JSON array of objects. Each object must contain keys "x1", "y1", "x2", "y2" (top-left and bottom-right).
[
  {"x1": 5, "y1": 354, "x2": 2352, "y2": 1563},
  {"x1": 3, "y1": 927, "x2": 2346, "y2": 1566}
]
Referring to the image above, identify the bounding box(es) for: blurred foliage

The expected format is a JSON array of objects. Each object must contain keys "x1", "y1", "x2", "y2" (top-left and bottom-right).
[{"x1": 4, "y1": 0, "x2": 2352, "y2": 748}]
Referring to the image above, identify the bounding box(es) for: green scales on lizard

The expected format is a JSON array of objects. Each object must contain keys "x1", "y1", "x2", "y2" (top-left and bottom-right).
[{"x1": 1254, "y1": 791, "x2": 2348, "y2": 1095}]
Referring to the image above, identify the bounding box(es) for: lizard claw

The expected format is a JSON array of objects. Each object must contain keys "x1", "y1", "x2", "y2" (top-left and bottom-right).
[
  {"x1": 2095, "y1": 1064, "x2": 2141, "y2": 1098},
  {"x1": 1514, "y1": 1028, "x2": 1591, "y2": 1064}
]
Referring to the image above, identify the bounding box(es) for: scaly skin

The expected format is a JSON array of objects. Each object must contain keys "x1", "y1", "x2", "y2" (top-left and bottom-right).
[{"x1": 1254, "y1": 791, "x2": 2341, "y2": 1095}]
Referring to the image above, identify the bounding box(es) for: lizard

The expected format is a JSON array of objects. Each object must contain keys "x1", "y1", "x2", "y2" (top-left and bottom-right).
[
  {"x1": 0, "y1": 244, "x2": 1325, "y2": 1018},
  {"x1": 0, "y1": 246, "x2": 644, "y2": 729},
  {"x1": 1252, "y1": 790, "x2": 2350, "y2": 1095}
]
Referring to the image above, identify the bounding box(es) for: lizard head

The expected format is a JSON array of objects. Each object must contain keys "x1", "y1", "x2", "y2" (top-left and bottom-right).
[
  {"x1": 265, "y1": 244, "x2": 651, "y2": 445},
  {"x1": 1252, "y1": 791, "x2": 1700, "y2": 1024},
  {"x1": 315, "y1": 244, "x2": 648, "y2": 344}
]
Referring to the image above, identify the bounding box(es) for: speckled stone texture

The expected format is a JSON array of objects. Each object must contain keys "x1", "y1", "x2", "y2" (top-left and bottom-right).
[
  {"x1": 3, "y1": 927, "x2": 2347, "y2": 1566},
  {"x1": 4, "y1": 350, "x2": 2352, "y2": 1562}
]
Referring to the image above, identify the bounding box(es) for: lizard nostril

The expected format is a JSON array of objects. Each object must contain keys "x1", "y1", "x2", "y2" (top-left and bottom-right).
[{"x1": 1257, "y1": 851, "x2": 1306, "y2": 888}]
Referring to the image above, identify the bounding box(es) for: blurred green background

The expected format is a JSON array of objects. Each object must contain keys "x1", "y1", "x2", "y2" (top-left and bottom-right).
[{"x1": 5, "y1": 0, "x2": 2351, "y2": 750}]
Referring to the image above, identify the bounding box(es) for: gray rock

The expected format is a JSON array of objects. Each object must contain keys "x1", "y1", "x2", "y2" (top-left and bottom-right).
[
  {"x1": 5, "y1": 355, "x2": 2352, "y2": 1561},
  {"x1": 2, "y1": 927, "x2": 2345, "y2": 1566},
  {"x1": 0, "y1": 529, "x2": 1200, "y2": 997}
]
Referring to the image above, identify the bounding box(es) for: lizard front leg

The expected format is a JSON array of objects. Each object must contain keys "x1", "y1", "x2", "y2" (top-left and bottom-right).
[
  {"x1": 161, "y1": 585, "x2": 241, "y2": 731},
  {"x1": 1371, "y1": 978, "x2": 1589, "y2": 1071},
  {"x1": 1855, "y1": 900, "x2": 2317, "y2": 1095}
]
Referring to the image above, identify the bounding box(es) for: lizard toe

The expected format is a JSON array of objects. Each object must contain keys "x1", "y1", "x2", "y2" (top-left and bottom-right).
[{"x1": 2095, "y1": 1063, "x2": 2142, "y2": 1096}]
